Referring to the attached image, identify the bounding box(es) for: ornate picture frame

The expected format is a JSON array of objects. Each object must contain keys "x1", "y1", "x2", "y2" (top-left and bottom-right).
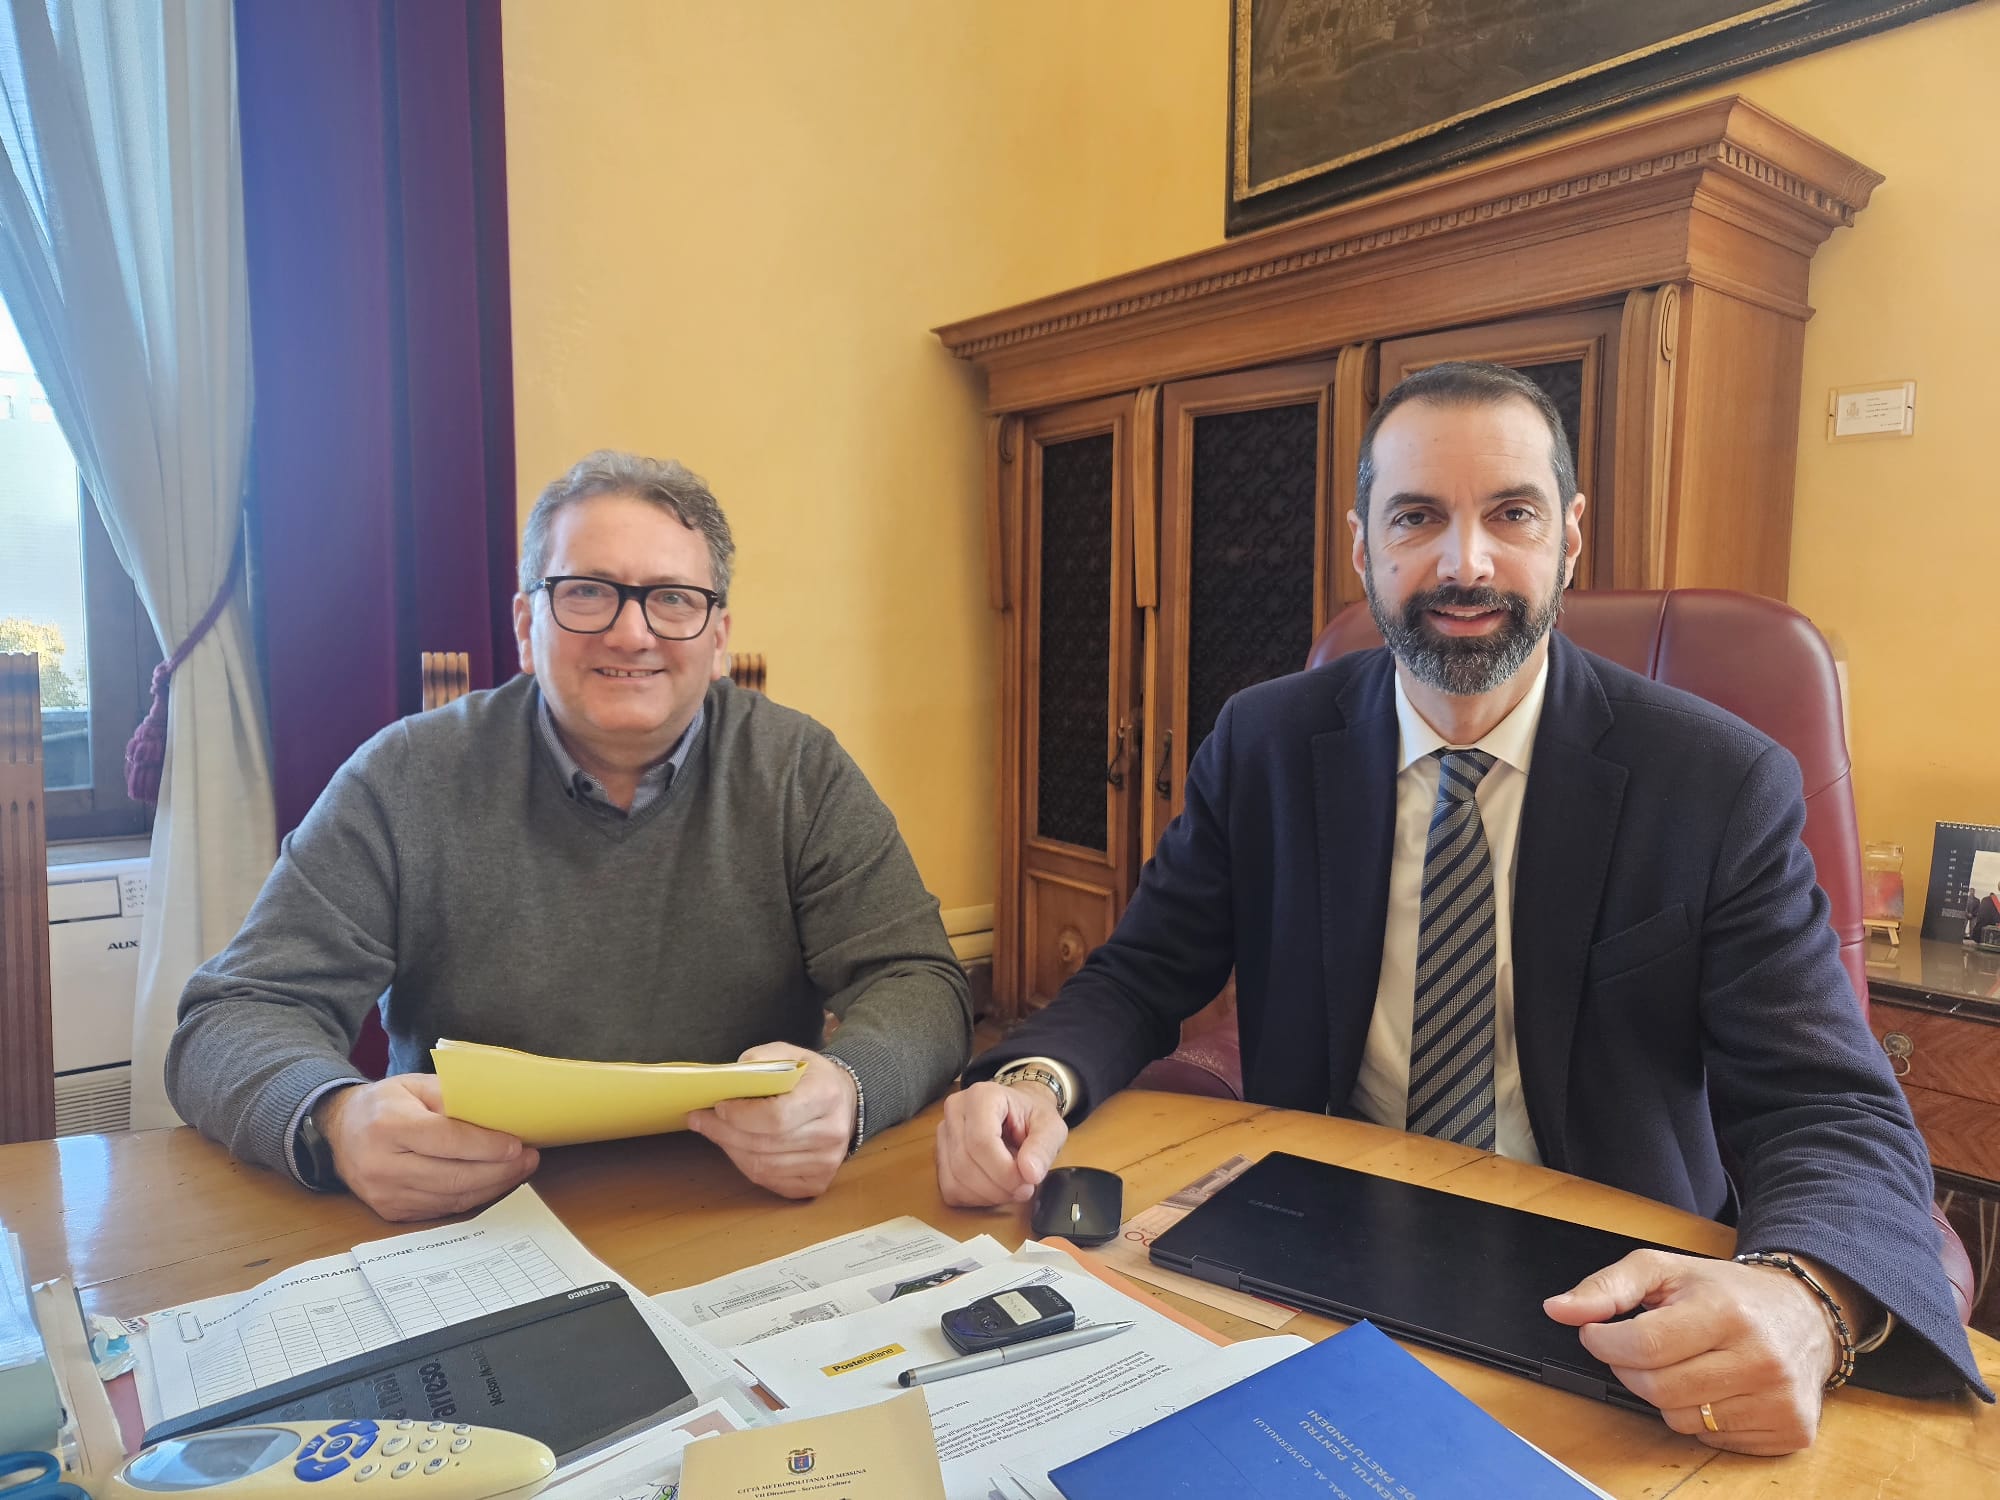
[{"x1": 1228, "y1": 0, "x2": 1973, "y2": 235}]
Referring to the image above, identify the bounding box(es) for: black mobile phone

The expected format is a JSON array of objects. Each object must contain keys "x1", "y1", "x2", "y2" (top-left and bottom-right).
[{"x1": 939, "y1": 1285, "x2": 1076, "y2": 1354}]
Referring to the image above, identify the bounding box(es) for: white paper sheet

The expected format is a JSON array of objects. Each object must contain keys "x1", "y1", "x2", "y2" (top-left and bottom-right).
[
  {"x1": 654, "y1": 1215, "x2": 963, "y2": 1326},
  {"x1": 539, "y1": 1391, "x2": 767, "y2": 1498},
  {"x1": 730, "y1": 1244, "x2": 1237, "y2": 1498},
  {"x1": 1972, "y1": 847, "x2": 2000, "y2": 901},
  {"x1": 138, "y1": 1252, "x2": 401, "y2": 1424},
  {"x1": 991, "y1": 1335, "x2": 1311, "y2": 1500},
  {"x1": 347, "y1": 1185, "x2": 738, "y2": 1390},
  {"x1": 351, "y1": 1199, "x2": 583, "y2": 1334},
  {"x1": 136, "y1": 1185, "x2": 736, "y2": 1424},
  {"x1": 693, "y1": 1235, "x2": 1012, "y2": 1349}
]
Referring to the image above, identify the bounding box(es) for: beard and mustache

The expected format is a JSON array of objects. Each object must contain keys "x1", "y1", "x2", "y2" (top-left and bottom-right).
[{"x1": 1363, "y1": 553, "x2": 1568, "y2": 697}]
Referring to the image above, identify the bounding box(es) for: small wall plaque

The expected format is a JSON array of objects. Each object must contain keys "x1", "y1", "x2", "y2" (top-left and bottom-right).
[{"x1": 1828, "y1": 381, "x2": 1915, "y2": 440}]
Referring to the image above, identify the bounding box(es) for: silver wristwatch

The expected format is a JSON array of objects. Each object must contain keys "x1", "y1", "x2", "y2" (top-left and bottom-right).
[{"x1": 993, "y1": 1061, "x2": 1071, "y2": 1116}]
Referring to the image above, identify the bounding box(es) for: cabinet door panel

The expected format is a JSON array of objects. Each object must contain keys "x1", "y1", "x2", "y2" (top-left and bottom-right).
[
  {"x1": 1185, "y1": 403, "x2": 1323, "y2": 754},
  {"x1": 1008, "y1": 397, "x2": 1146, "y2": 1015},
  {"x1": 1033, "y1": 432, "x2": 1116, "y2": 851},
  {"x1": 1024, "y1": 871, "x2": 1117, "y2": 1009},
  {"x1": 1153, "y1": 361, "x2": 1341, "y2": 833}
]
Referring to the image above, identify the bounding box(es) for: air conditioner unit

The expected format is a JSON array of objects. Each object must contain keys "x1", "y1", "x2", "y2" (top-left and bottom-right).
[{"x1": 47, "y1": 856, "x2": 146, "y2": 1136}]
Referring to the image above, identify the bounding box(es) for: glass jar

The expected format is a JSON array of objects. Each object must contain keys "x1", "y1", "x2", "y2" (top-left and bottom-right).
[{"x1": 1862, "y1": 841, "x2": 1905, "y2": 923}]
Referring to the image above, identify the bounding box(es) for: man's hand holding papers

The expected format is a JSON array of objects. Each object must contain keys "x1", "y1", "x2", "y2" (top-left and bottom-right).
[
  {"x1": 687, "y1": 1042, "x2": 861, "y2": 1198},
  {"x1": 319, "y1": 1075, "x2": 539, "y2": 1223}
]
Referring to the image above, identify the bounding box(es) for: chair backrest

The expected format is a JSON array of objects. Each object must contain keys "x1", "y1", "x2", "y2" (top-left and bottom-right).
[
  {"x1": 728, "y1": 652, "x2": 767, "y2": 695},
  {"x1": 420, "y1": 651, "x2": 472, "y2": 711},
  {"x1": 0, "y1": 652, "x2": 57, "y2": 1142},
  {"x1": 1308, "y1": 589, "x2": 1868, "y2": 1011},
  {"x1": 350, "y1": 649, "x2": 479, "y2": 1080}
]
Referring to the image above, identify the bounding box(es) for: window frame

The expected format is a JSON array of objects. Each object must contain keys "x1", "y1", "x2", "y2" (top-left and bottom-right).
[{"x1": 44, "y1": 476, "x2": 159, "y2": 842}]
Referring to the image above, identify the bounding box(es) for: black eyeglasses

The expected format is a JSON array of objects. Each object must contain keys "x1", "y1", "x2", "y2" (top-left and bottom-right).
[{"x1": 530, "y1": 576, "x2": 723, "y2": 641}]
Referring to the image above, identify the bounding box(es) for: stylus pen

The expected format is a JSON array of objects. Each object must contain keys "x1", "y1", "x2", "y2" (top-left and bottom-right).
[{"x1": 897, "y1": 1321, "x2": 1135, "y2": 1387}]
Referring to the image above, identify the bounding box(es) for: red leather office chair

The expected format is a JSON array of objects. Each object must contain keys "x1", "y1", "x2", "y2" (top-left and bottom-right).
[{"x1": 1136, "y1": 588, "x2": 1973, "y2": 1318}]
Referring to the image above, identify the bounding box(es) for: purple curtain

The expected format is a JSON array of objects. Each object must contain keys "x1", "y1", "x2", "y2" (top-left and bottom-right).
[{"x1": 236, "y1": 0, "x2": 517, "y2": 841}]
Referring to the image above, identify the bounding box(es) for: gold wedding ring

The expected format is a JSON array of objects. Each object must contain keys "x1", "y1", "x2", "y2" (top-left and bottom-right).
[{"x1": 1699, "y1": 1401, "x2": 1720, "y2": 1433}]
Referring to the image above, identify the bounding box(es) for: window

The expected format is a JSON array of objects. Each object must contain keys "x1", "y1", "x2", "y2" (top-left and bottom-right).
[{"x1": 0, "y1": 292, "x2": 157, "y2": 840}]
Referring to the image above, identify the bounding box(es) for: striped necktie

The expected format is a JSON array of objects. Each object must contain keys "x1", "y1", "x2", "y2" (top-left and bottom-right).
[{"x1": 1406, "y1": 748, "x2": 1500, "y2": 1149}]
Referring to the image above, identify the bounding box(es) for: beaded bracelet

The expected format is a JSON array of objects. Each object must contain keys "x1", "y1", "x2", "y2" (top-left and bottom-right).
[
  {"x1": 1733, "y1": 1251, "x2": 1857, "y2": 1389},
  {"x1": 822, "y1": 1054, "x2": 867, "y2": 1155}
]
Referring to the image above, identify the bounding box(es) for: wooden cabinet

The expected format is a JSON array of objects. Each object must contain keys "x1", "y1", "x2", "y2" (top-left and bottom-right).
[
  {"x1": 1869, "y1": 1001, "x2": 2000, "y2": 1186},
  {"x1": 1867, "y1": 940, "x2": 2000, "y2": 1189},
  {"x1": 945, "y1": 97, "x2": 1882, "y2": 1020}
]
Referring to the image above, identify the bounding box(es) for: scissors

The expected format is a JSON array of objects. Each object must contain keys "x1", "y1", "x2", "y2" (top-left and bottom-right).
[{"x1": 0, "y1": 1450, "x2": 92, "y2": 1499}]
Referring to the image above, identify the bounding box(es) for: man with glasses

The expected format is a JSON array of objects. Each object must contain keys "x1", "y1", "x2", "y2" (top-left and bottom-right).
[{"x1": 168, "y1": 451, "x2": 970, "y2": 1221}]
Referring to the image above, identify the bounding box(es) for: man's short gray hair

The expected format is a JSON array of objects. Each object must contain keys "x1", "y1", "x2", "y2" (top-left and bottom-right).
[
  {"x1": 518, "y1": 450, "x2": 736, "y2": 601},
  {"x1": 1354, "y1": 361, "x2": 1577, "y2": 527}
]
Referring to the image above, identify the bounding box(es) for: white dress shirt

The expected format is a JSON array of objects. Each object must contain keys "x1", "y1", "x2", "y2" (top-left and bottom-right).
[{"x1": 1347, "y1": 655, "x2": 1551, "y2": 1163}]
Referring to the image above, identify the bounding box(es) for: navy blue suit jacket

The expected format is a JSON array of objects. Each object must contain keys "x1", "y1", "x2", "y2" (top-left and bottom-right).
[{"x1": 972, "y1": 635, "x2": 1983, "y2": 1397}]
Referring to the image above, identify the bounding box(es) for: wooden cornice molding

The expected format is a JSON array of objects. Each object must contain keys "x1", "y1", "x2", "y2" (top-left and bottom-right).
[{"x1": 936, "y1": 96, "x2": 1879, "y2": 409}]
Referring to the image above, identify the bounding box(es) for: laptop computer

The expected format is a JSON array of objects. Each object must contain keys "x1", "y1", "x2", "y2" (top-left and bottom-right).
[{"x1": 1147, "y1": 1151, "x2": 1696, "y2": 1413}]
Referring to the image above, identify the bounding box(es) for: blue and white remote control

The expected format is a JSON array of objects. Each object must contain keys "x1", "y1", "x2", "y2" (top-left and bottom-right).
[{"x1": 104, "y1": 1419, "x2": 556, "y2": 1498}]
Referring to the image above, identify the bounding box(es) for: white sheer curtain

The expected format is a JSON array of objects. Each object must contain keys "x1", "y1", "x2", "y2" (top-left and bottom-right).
[{"x1": 0, "y1": 0, "x2": 272, "y2": 1128}]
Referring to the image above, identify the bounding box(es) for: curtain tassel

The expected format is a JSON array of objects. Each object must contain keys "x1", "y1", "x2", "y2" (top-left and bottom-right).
[{"x1": 125, "y1": 543, "x2": 245, "y2": 805}]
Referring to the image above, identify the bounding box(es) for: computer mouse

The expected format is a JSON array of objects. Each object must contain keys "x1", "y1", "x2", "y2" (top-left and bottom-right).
[{"x1": 1030, "y1": 1165, "x2": 1124, "y2": 1246}]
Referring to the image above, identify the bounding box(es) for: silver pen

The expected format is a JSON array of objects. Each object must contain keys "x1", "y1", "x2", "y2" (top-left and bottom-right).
[{"x1": 897, "y1": 1321, "x2": 1135, "y2": 1387}]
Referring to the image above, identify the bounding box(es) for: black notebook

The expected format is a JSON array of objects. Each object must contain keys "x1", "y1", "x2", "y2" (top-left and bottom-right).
[
  {"x1": 1148, "y1": 1152, "x2": 1692, "y2": 1414},
  {"x1": 142, "y1": 1281, "x2": 692, "y2": 1458}
]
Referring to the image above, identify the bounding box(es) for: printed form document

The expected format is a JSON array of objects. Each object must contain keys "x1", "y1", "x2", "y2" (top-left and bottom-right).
[
  {"x1": 729, "y1": 1241, "x2": 1308, "y2": 1500},
  {"x1": 131, "y1": 1185, "x2": 734, "y2": 1427}
]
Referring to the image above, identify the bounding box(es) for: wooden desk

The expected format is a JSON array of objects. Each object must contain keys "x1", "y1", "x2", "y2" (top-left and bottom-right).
[{"x1": 5, "y1": 1092, "x2": 1997, "y2": 1497}]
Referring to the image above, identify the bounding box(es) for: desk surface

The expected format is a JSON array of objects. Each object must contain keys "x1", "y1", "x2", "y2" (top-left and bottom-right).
[
  {"x1": 5, "y1": 1091, "x2": 1996, "y2": 1497},
  {"x1": 1869, "y1": 935, "x2": 2000, "y2": 1018}
]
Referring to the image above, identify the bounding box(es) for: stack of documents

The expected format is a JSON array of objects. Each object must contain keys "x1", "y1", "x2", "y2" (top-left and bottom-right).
[
  {"x1": 431, "y1": 1038, "x2": 805, "y2": 1146},
  {"x1": 536, "y1": 1387, "x2": 773, "y2": 1499},
  {"x1": 125, "y1": 1186, "x2": 735, "y2": 1435},
  {"x1": 654, "y1": 1221, "x2": 1310, "y2": 1500},
  {"x1": 121, "y1": 1173, "x2": 1614, "y2": 1498},
  {"x1": 655, "y1": 1216, "x2": 1012, "y2": 1345}
]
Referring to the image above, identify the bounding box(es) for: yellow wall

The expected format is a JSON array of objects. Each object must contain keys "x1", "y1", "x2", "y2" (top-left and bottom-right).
[
  {"x1": 1694, "y1": 5, "x2": 2000, "y2": 900},
  {"x1": 504, "y1": 0, "x2": 1997, "y2": 912},
  {"x1": 501, "y1": 1, "x2": 1223, "y2": 909}
]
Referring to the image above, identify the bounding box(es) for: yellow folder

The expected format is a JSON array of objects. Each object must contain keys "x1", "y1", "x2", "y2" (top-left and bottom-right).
[{"x1": 431, "y1": 1038, "x2": 807, "y2": 1147}]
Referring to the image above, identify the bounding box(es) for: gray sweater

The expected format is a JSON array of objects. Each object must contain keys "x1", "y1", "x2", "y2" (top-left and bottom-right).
[{"x1": 167, "y1": 676, "x2": 972, "y2": 1175}]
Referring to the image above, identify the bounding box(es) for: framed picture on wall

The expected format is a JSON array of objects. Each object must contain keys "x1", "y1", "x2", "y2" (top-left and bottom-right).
[{"x1": 1227, "y1": 0, "x2": 1977, "y2": 235}]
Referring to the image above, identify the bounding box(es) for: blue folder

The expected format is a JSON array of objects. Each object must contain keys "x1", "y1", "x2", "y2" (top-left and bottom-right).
[{"x1": 1048, "y1": 1321, "x2": 1596, "y2": 1499}]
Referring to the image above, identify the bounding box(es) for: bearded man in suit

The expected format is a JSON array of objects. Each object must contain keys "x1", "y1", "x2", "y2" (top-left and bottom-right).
[{"x1": 934, "y1": 361, "x2": 1985, "y2": 1452}]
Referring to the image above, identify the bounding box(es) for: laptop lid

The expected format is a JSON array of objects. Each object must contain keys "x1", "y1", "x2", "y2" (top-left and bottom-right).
[{"x1": 1148, "y1": 1152, "x2": 1694, "y2": 1413}]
